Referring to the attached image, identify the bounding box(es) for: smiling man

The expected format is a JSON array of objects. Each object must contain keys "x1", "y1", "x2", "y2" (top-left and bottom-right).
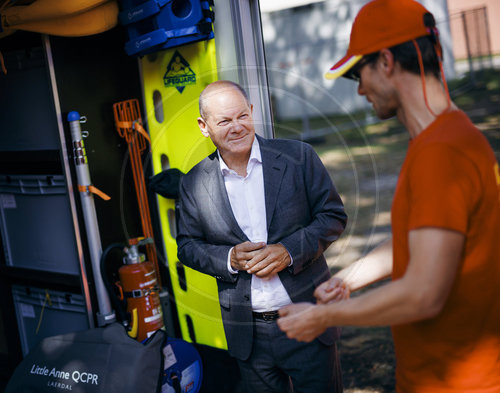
[
  {"x1": 277, "y1": 1, "x2": 500, "y2": 392},
  {"x1": 176, "y1": 80, "x2": 347, "y2": 392}
]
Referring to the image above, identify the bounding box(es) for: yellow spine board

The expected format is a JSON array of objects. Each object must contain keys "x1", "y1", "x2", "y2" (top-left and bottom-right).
[{"x1": 141, "y1": 39, "x2": 227, "y2": 350}]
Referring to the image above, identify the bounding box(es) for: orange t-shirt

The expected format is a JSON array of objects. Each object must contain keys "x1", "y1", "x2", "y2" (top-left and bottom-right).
[{"x1": 391, "y1": 110, "x2": 500, "y2": 393}]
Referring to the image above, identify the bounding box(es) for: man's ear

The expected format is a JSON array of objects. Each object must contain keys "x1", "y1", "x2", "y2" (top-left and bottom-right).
[
  {"x1": 379, "y1": 48, "x2": 395, "y2": 76},
  {"x1": 198, "y1": 117, "x2": 209, "y2": 137}
]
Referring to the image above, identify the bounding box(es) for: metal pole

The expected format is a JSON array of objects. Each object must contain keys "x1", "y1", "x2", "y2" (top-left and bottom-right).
[
  {"x1": 67, "y1": 111, "x2": 116, "y2": 327},
  {"x1": 461, "y1": 11, "x2": 475, "y2": 86},
  {"x1": 43, "y1": 35, "x2": 95, "y2": 327},
  {"x1": 481, "y1": 7, "x2": 494, "y2": 69}
]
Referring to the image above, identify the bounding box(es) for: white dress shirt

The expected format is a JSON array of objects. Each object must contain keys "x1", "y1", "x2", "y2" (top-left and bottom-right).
[{"x1": 219, "y1": 137, "x2": 292, "y2": 312}]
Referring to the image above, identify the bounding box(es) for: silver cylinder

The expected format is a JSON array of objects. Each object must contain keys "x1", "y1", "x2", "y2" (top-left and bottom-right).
[{"x1": 67, "y1": 111, "x2": 115, "y2": 326}]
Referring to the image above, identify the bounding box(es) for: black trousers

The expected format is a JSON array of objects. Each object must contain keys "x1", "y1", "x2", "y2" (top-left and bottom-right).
[{"x1": 237, "y1": 317, "x2": 343, "y2": 393}]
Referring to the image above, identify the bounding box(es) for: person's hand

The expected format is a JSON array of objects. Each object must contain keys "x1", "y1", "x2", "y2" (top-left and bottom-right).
[
  {"x1": 314, "y1": 277, "x2": 350, "y2": 304},
  {"x1": 230, "y1": 241, "x2": 266, "y2": 271},
  {"x1": 277, "y1": 303, "x2": 326, "y2": 342},
  {"x1": 246, "y1": 243, "x2": 290, "y2": 279}
]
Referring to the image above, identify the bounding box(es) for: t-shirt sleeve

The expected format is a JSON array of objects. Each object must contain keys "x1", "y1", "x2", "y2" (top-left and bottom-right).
[{"x1": 408, "y1": 144, "x2": 480, "y2": 234}]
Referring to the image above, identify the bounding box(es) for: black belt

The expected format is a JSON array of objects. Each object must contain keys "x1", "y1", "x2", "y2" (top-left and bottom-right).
[{"x1": 252, "y1": 310, "x2": 280, "y2": 321}]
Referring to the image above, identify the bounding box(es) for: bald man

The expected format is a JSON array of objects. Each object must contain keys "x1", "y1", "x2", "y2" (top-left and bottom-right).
[{"x1": 176, "y1": 81, "x2": 347, "y2": 393}]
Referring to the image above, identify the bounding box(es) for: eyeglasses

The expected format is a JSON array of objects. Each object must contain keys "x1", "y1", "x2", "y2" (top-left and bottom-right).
[
  {"x1": 348, "y1": 52, "x2": 380, "y2": 82},
  {"x1": 349, "y1": 65, "x2": 363, "y2": 82}
]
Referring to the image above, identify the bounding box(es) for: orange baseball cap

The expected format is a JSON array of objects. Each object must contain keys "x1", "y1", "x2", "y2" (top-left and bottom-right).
[{"x1": 325, "y1": 0, "x2": 433, "y2": 80}]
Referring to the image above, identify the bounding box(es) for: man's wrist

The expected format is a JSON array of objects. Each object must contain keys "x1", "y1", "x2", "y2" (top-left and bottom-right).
[
  {"x1": 278, "y1": 242, "x2": 293, "y2": 267},
  {"x1": 227, "y1": 247, "x2": 238, "y2": 274}
]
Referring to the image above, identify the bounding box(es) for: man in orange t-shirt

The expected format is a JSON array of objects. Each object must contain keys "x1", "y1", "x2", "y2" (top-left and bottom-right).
[{"x1": 277, "y1": 0, "x2": 500, "y2": 392}]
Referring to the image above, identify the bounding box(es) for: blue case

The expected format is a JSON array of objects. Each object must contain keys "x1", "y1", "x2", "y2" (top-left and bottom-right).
[{"x1": 119, "y1": 0, "x2": 214, "y2": 56}]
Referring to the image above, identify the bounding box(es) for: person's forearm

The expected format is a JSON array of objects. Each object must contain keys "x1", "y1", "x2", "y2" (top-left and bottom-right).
[
  {"x1": 280, "y1": 229, "x2": 464, "y2": 341},
  {"x1": 318, "y1": 273, "x2": 436, "y2": 327},
  {"x1": 319, "y1": 229, "x2": 464, "y2": 326},
  {"x1": 178, "y1": 239, "x2": 235, "y2": 282},
  {"x1": 278, "y1": 272, "x2": 439, "y2": 342},
  {"x1": 335, "y1": 238, "x2": 392, "y2": 292}
]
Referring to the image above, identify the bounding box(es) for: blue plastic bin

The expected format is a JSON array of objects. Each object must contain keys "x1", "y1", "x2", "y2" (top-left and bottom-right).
[{"x1": 119, "y1": 0, "x2": 214, "y2": 56}]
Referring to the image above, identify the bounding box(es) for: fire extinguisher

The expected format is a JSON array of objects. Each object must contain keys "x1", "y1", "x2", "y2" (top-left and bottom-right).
[{"x1": 100, "y1": 237, "x2": 164, "y2": 341}]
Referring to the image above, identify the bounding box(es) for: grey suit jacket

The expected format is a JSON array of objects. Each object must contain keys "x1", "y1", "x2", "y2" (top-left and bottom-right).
[{"x1": 176, "y1": 135, "x2": 347, "y2": 360}]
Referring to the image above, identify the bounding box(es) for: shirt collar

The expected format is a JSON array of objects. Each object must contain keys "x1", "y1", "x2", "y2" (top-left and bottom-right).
[{"x1": 219, "y1": 136, "x2": 261, "y2": 175}]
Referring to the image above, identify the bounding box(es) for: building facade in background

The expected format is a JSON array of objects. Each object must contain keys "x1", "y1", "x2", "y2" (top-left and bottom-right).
[
  {"x1": 261, "y1": 0, "x2": 454, "y2": 120},
  {"x1": 447, "y1": 0, "x2": 500, "y2": 60}
]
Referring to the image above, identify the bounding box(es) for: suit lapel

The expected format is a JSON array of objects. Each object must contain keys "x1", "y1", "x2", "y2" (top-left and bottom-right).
[
  {"x1": 201, "y1": 153, "x2": 248, "y2": 241},
  {"x1": 258, "y1": 136, "x2": 286, "y2": 231}
]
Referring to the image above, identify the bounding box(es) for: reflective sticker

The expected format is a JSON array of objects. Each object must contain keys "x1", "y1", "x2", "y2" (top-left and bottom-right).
[
  {"x1": 163, "y1": 344, "x2": 177, "y2": 370},
  {"x1": 0, "y1": 194, "x2": 16, "y2": 209}
]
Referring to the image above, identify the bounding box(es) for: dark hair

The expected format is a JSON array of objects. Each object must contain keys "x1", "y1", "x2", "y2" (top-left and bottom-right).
[{"x1": 389, "y1": 35, "x2": 441, "y2": 78}]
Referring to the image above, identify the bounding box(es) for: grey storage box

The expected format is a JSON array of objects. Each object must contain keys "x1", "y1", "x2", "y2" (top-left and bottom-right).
[
  {"x1": 0, "y1": 46, "x2": 61, "y2": 152},
  {"x1": 0, "y1": 174, "x2": 80, "y2": 275},
  {"x1": 12, "y1": 285, "x2": 89, "y2": 356}
]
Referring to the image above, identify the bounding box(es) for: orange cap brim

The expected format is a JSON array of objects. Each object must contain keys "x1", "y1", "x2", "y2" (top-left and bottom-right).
[{"x1": 325, "y1": 54, "x2": 363, "y2": 80}]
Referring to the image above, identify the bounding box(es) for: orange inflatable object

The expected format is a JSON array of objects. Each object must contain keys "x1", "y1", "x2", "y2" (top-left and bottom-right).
[{"x1": 0, "y1": 0, "x2": 118, "y2": 38}]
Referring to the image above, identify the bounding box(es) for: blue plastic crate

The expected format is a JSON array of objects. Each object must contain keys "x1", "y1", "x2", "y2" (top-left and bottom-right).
[{"x1": 119, "y1": 0, "x2": 214, "y2": 56}]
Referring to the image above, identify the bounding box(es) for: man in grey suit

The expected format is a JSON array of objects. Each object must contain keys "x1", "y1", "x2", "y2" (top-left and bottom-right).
[{"x1": 176, "y1": 80, "x2": 347, "y2": 393}]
